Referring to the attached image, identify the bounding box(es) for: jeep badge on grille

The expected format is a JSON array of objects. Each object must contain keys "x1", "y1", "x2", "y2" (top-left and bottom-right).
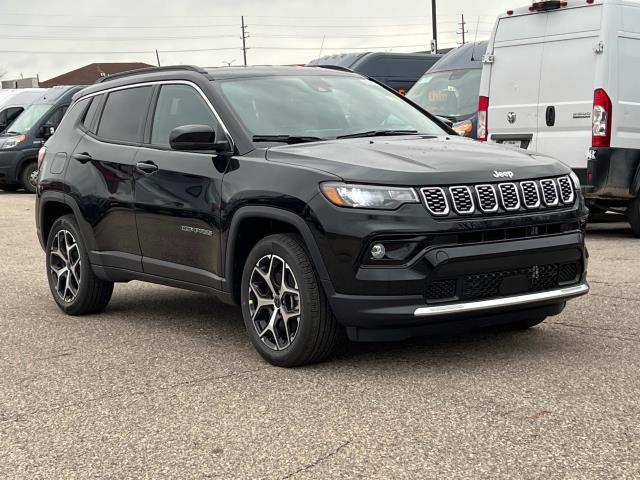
[{"x1": 493, "y1": 170, "x2": 514, "y2": 179}]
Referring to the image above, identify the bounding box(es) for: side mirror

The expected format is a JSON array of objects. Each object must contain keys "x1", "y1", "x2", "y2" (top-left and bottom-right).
[
  {"x1": 39, "y1": 125, "x2": 55, "y2": 139},
  {"x1": 169, "y1": 124, "x2": 231, "y2": 152}
]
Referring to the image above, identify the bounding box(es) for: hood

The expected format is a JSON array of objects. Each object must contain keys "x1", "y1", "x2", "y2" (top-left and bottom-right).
[{"x1": 265, "y1": 135, "x2": 570, "y2": 185}]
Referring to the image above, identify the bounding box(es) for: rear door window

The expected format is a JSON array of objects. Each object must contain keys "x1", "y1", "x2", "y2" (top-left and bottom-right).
[
  {"x1": 97, "y1": 86, "x2": 153, "y2": 143},
  {"x1": 150, "y1": 84, "x2": 217, "y2": 146}
]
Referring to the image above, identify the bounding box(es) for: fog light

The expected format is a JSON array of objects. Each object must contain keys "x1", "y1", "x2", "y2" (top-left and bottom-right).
[{"x1": 370, "y1": 243, "x2": 386, "y2": 259}]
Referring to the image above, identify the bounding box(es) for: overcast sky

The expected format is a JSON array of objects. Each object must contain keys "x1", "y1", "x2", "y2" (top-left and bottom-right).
[{"x1": 0, "y1": 0, "x2": 515, "y2": 81}]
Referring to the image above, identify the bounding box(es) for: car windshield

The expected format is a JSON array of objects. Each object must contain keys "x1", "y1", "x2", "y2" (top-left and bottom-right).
[
  {"x1": 5, "y1": 104, "x2": 51, "y2": 135},
  {"x1": 217, "y1": 75, "x2": 444, "y2": 140},
  {"x1": 406, "y1": 69, "x2": 482, "y2": 120}
]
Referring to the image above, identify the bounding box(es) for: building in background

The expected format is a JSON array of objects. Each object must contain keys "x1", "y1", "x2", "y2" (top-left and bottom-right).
[
  {"x1": 39, "y1": 62, "x2": 154, "y2": 87},
  {"x1": 1, "y1": 77, "x2": 40, "y2": 89}
]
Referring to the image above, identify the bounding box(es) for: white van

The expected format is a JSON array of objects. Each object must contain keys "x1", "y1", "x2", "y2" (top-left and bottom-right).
[
  {"x1": 0, "y1": 88, "x2": 46, "y2": 134},
  {"x1": 478, "y1": 0, "x2": 640, "y2": 235}
]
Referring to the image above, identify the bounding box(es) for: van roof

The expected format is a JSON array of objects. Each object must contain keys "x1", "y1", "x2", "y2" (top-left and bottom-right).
[
  {"x1": 33, "y1": 85, "x2": 86, "y2": 105},
  {"x1": 496, "y1": 0, "x2": 630, "y2": 19}
]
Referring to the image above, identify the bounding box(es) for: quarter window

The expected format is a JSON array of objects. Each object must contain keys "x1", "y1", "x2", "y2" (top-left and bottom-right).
[
  {"x1": 97, "y1": 86, "x2": 153, "y2": 143},
  {"x1": 151, "y1": 84, "x2": 217, "y2": 146}
]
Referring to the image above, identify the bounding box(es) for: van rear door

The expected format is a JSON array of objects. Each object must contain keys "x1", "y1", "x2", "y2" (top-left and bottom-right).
[
  {"x1": 487, "y1": 13, "x2": 547, "y2": 150},
  {"x1": 536, "y1": 5, "x2": 602, "y2": 170}
]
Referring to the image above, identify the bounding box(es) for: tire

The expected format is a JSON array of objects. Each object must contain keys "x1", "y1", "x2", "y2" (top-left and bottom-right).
[
  {"x1": 0, "y1": 184, "x2": 20, "y2": 192},
  {"x1": 487, "y1": 316, "x2": 547, "y2": 332},
  {"x1": 46, "y1": 215, "x2": 114, "y2": 315},
  {"x1": 19, "y1": 161, "x2": 37, "y2": 194},
  {"x1": 628, "y1": 196, "x2": 640, "y2": 238},
  {"x1": 240, "y1": 233, "x2": 340, "y2": 367}
]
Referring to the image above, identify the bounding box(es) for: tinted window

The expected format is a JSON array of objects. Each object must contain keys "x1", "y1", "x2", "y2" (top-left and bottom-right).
[
  {"x1": 97, "y1": 87, "x2": 152, "y2": 143},
  {"x1": 82, "y1": 96, "x2": 101, "y2": 131},
  {"x1": 151, "y1": 84, "x2": 217, "y2": 146},
  {"x1": 45, "y1": 106, "x2": 68, "y2": 128}
]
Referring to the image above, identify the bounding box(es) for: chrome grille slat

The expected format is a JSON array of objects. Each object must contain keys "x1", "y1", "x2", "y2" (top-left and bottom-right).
[
  {"x1": 475, "y1": 184, "x2": 499, "y2": 213},
  {"x1": 421, "y1": 187, "x2": 449, "y2": 216},
  {"x1": 498, "y1": 183, "x2": 520, "y2": 211},
  {"x1": 557, "y1": 176, "x2": 575, "y2": 204},
  {"x1": 449, "y1": 186, "x2": 475, "y2": 214},
  {"x1": 520, "y1": 181, "x2": 541, "y2": 209},
  {"x1": 540, "y1": 179, "x2": 560, "y2": 206}
]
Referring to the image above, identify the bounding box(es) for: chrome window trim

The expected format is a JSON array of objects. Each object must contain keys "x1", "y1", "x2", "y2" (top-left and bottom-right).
[
  {"x1": 520, "y1": 180, "x2": 541, "y2": 209},
  {"x1": 75, "y1": 80, "x2": 235, "y2": 152},
  {"x1": 474, "y1": 184, "x2": 499, "y2": 213},
  {"x1": 449, "y1": 185, "x2": 475, "y2": 215},
  {"x1": 414, "y1": 283, "x2": 589, "y2": 317},
  {"x1": 540, "y1": 178, "x2": 560, "y2": 207},
  {"x1": 498, "y1": 182, "x2": 521, "y2": 211},
  {"x1": 557, "y1": 176, "x2": 575, "y2": 204},
  {"x1": 421, "y1": 187, "x2": 450, "y2": 216}
]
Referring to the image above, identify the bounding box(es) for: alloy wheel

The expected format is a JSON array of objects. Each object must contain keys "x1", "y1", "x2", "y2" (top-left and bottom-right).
[
  {"x1": 248, "y1": 254, "x2": 301, "y2": 351},
  {"x1": 50, "y1": 230, "x2": 82, "y2": 303}
]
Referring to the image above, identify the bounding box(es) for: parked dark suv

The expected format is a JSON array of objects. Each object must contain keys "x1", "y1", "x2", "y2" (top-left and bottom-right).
[{"x1": 36, "y1": 65, "x2": 589, "y2": 367}]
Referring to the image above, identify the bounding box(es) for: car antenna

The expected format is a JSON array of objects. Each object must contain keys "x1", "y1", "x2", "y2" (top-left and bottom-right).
[{"x1": 470, "y1": 17, "x2": 481, "y2": 61}]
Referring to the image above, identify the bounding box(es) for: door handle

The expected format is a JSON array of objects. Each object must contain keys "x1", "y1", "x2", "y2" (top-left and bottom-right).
[
  {"x1": 136, "y1": 161, "x2": 159, "y2": 174},
  {"x1": 72, "y1": 152, "x2": 92, "y2": 164},
  {"x1": 546, "y1": 106, "x2": 556, "y2": 127}
]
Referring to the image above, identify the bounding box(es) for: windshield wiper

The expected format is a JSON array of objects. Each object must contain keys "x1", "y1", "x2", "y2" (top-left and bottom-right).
[
  {"x1": 252, "y1": 135, "x2": 324, "y2": 144},
  {"x1": 336, "y1": 129, "x2": 420, "y2": 139},
  {"x1": 4, "y1": 131, "x2": 22, "y2": 136}
]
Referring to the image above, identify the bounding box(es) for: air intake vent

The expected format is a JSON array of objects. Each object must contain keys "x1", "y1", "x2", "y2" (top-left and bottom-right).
[
  {"x1": 449, "y1": 186, "x2": 475, "y2": 214},
  {"x1": 557, "y1": 176, "x2": 575, "y2": 204},
  {"x1": 540, "y1": 179, "x2": 559, "y2": 206},
  {"x1": 521, "y1": 181, "x2": 541, "y2": 209},
  {"x1": 498, "y1": 183, "x2": 520, "y2": 211},
  {"x1": 475, "y1": 185, "x2": 498, "y2": 213},
  {"x1": 421, "y1": 187, "x2": 449, "y2": 216}
]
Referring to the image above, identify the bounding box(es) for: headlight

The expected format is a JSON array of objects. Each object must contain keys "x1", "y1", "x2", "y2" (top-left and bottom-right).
[
  {"x1": 320, "y1": 182, "x2": 419, "y2": 210},
  {"x1": 452, "y1": 119, "x2": 473, "y2": 137},
  {"x1": 569, "y1": 171, "x2": 581, "y2": 189},
  {"x1": 1, "y1": 135, "x2": 26, "y2": 150}
]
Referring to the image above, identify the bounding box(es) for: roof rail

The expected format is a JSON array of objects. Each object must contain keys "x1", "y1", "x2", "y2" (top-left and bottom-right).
[
  {"x1": 95, "y1": 65, "x2": 208, "y2": 84},
  {"x1": 309, "y1": 65, "x2": 357, "y2": 74}
]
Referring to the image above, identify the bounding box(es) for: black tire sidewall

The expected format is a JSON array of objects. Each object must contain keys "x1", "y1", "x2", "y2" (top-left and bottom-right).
[
  {"x1": 45, "y1": 215, "x2": 95, "y2": 314},
  {"x1": 20, "y1": 162, "x2": 37, "y2": 194},
  {"x1": 240, "y1": 235, "x2": 323, "y2": 367}
]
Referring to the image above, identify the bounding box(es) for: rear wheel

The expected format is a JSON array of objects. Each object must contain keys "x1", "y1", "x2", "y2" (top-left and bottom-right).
[
  {"x1": 19, "y1": 161, "x2": 37, "y2": 194},
  {"x1": 628, "y1": 196, "x2": 640, "y2": 238},
  {"x1": 240, "y1": 233, "x2": 340, "y2": 367},
  {"x1": 46, "y1": 215, "x2": 114, "y2": 315}
]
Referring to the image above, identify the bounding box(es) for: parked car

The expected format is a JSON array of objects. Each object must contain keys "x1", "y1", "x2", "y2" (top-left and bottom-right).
[
  {"x1": 407, "y1": 42, "x2": 488, "y2": 138},
  {"x1": 479, "y1": 0, "x2": 640, "y2": 235},
  {"x1": 0, "y1": 88, "x2": 46, "y2": 134},
  {"x1": 36, "y1": 65, "x2": 588, "y2": 367},
  {"x1": 0, "y1": 85, "x2": 84, "y2": 192},
  {"x1": 307, "y1": 52, "x2": 441, "y2": 94}
]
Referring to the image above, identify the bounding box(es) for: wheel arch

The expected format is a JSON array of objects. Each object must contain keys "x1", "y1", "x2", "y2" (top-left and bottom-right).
[
  {"x1": 223, "y1": 206, "x2": 333, "y2": 305},
  {"x1": 39, "y1": 191, "x2": 98, "y2": 252}
]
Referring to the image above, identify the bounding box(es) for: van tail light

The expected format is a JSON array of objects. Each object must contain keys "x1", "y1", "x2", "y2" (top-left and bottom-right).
[
  {"x1": 592, "y1": 88, "x2": 612, "y2": 148},
  {"x1": 477, "y1": 96, "x2": 489, "y2": 141},
  {"x1": 37, "y1": 146, "x2": 47, "y2": 170}
]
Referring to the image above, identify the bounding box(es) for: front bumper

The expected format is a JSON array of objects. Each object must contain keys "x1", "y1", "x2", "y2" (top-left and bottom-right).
[{"x1": 0, "y1": 150, "x2": 21, "y2": 184}]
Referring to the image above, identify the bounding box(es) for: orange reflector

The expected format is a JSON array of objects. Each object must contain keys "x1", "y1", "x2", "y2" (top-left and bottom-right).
[{"x1": 320, "y1": 185, "x2": 345, "y2": 206}]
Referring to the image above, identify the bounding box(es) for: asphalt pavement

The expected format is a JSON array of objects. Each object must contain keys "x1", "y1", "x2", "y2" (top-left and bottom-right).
[{"x1": 1, "y1": 191, "x2": 638, "y2": 479}]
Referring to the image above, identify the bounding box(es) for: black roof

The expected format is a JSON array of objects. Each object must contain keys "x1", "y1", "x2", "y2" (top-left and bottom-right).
[{"x1": 428, "y1": 41, "x2": 488, "y2": 73}]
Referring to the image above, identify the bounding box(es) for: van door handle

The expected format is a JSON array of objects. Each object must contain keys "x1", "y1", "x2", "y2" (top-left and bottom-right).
[
  {"x1": 136, "y1": 161, "x2": 159, "y2": 174},
  {"x1": 72, "y1": 152, "x2": 92, "y2": 163},
  {"x1": 546, "y1": 106, "x2": 556, "y2": 127}
]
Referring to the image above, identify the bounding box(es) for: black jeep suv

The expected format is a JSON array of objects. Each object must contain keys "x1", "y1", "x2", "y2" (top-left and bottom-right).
[{"x1": 36, "y1": 65, "x2": 589, "y2": 367}]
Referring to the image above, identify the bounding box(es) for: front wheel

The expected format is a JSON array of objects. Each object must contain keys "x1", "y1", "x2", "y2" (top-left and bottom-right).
[
  {"x1": 240, "y1": 234, "x2": 340, "y2": 367},
  {"x1": 628, "y1": 196, "x2": 640, "y2": 238},
  {"x1": 46, "y1": 215, "x2": 114, "y2": 315},
  {"x1": 19, "y1": 161, "x2": 37, "y2": 194}
]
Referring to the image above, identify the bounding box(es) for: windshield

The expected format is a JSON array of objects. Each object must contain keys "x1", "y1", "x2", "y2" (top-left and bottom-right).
[
  {"x1": 217, "y1": 75, "x2": 444, "y2": 140},
  {"x1": 5, "y1": 104, "x2": 51, "y2": 135},
  {"x1": 406, "y1": 69, "x2": 482, "y2": 120}
]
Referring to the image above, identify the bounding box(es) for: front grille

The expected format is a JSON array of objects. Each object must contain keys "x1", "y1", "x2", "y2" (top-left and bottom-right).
[
  {"x1": 498, "y1": 183, "x2": 520, "y2": 210},
  {"x1": 449, "y1": 186, "x2": 475, "y2": 214},
  {"x1": 540, "y1": 179, "x2": 559, "y2": 206},
  {"x1": 521, "y1": 181, "x2": 541, "y2": 209},
  {"x1": 559, "y1": 263, "x2": 578, "y2": 283},
  {"x1": 421, "y1": 187, "x2": 449, "y2": 216},
  {"x1": 420, "y1": 176, "x2": 574, "y2": 218},
  {"x1": 425, "y1": 279, "x2": 457, "y2": 301},
  {"x1": 557, "y1": 176, "x2": 575, "y2": 204},
  {"x1": 475, "y1": 185, "x2": 498, "y2": 213}
]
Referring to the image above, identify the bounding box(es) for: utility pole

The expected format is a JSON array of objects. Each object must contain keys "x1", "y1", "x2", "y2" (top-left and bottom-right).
[
  {"x1": 458, "y1": 14, "x2": 468, "y2": 45},
  {"x1": 155, "y1": 49, "x2": 161, "y2": 67},
  {"x1": 241, "y1": 16, "x2": 249, "y2": 66},
  {"x1": 431, "y1": 0, "x2": 438, "y2": 53}
]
